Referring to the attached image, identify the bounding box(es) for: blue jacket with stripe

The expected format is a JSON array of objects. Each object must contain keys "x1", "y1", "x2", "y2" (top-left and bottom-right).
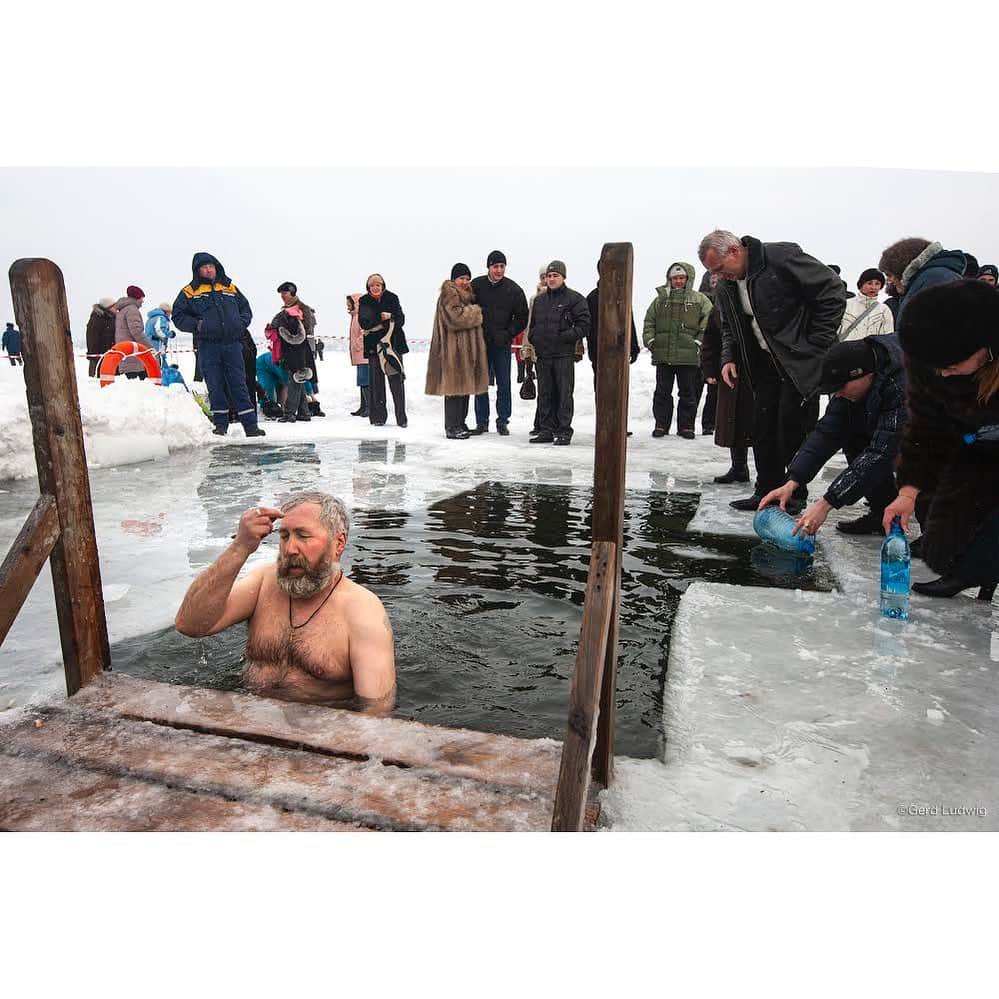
[{"x1": 172, "y1": 252, "x2": 252, "y2": 346}]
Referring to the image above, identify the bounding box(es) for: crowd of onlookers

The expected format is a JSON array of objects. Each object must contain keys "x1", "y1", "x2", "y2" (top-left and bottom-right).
[{"x1": 6, "y1": 235, "x2": 997, "y2": 601}]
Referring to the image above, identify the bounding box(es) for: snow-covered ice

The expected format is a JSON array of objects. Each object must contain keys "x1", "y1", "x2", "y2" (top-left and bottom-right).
[{"x1": 1, "y1": 343, "x2": 995, "y2": 830}]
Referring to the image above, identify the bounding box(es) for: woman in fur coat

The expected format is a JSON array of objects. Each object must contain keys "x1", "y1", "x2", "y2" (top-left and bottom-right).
[
  {"x1": 425, "y1": 263, "x2": 489, "y2": 439},
  {"x1": 884, "y1": 280, "x2": 999, "y2": 600}
]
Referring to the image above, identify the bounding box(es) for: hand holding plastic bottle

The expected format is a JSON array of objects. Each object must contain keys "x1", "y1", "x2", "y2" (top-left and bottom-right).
[
  {"x1": 881, "y1": 487, "x2": 918, "y2": 536},
  {"x1": 758, "y1": 481, "x2": 796, "y2": 511},
  {"x1": 793, "y1": 498, "x2": 832, "y2": 537}
]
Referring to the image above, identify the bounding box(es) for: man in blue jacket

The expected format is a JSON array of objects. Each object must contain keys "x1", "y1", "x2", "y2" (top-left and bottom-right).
[
  {"x1": 757, "y1": 335, "x2": 907, "y2": 536},
  {"x1": 172, "y1": 252, "x2": 265, "y2": 437},
  {"x1": 3, "y1": 323, "x2": 22, "y2": 366}
]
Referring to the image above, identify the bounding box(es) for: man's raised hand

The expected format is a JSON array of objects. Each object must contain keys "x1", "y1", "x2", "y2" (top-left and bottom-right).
[{"x1": 235, "y1": 506, "x2": 283, "y2": 554}]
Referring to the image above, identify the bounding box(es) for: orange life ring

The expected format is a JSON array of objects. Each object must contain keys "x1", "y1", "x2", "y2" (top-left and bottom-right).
[{"x1": 98, "y1": 342, "x2": 162, "y2": 387}]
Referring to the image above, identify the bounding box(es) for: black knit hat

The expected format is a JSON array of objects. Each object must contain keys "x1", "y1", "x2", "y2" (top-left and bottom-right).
[
  {"x1": 857, "y1": 268, "x2": 885, "y2": 290},
  {"x1": 545, "y1": 260, "x2": 567, "y2": 278},
  {"x1": 450, "y1": 262, "x2": 471, "y2": 281},
  {"x1": 487, "y1": 250, "x2": 507, "y2": 267},
  {"x1": 898, "y1": 279, "x2": 999, "y2": 368},
  {"x1": 963, "y1": 253, "x2": 980, "y2": 278},
  {"x1": 817, "y1": 339, "x2": 878, "y2": 393},
  {"x1": 978, "y1": 264, "x2": 999, "y2": 283}
]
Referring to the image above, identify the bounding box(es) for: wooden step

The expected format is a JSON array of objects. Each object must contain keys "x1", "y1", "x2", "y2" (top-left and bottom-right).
[
  {"x1": 72, "y1": 674, "x2": 565, "y2": 793},
  {"x1": 0, "y1": 674, "x2": 596, "y2": 832},
  {"x1": 0, "y1": 751, "x2": 363, "y2": 832}
]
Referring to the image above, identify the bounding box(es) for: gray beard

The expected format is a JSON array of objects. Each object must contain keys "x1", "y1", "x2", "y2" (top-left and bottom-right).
[{"x1": 276, "y1": 550, "x2": 339, "y2": 599}]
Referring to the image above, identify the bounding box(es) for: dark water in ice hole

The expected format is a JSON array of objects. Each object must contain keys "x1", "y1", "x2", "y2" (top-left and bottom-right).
[{"x1": 110, "y1": 463, "x2": 836, "y2": 760}]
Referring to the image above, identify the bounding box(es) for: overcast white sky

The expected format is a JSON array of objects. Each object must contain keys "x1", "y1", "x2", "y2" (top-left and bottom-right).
[
  {"x1": 3, "y1": 2, "x2": 997, "y2": 340},
  {"x1": 2, "y1": 166, "x2": 996, "y2": 344}
]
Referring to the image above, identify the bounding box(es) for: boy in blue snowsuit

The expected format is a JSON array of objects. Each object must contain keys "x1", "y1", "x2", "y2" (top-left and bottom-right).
[
  {"x1": 144, "y1": 304, "x2": 175, "y2": 370},
  {"x1": 172, "y1": 252, "x2": 265, "y2": 437}
]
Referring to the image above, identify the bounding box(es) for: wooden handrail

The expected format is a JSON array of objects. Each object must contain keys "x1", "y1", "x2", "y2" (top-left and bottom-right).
[
  {"x1": 0, "y1": 494, "x2": 61, "y2": 646},
  {"x1": 551, "y1": 541, "x2": 616, "y2": 831},
  {"x1": 4, "y1": 259, "x2": 110, "y2": 693}
]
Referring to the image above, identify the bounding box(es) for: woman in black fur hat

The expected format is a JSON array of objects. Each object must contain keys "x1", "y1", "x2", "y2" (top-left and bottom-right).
[{"x1": 884, "y1": 280, "x2": 999, "y2": 599}]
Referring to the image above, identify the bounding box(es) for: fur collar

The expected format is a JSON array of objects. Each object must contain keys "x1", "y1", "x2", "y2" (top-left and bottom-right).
[
  {"x1": 441, "y1": 280, "x2": 475, "y2": 304},
  {"x1": 901, "y1": 241, "x2": 943, "y2": 290}
]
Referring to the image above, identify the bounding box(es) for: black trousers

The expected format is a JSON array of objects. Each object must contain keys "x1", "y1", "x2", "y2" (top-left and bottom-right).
[
  {"x1": 653, "y1": 364, "x2": 700, "y2": 432},
  {"x1": 536, "y1": 355, "x2": 575, "y2": 438},
  {"x1": 744, "y1": 337, "x2": 818, "y2": 494},
  {"x1": 702, "y1": 378, "x2": 718, "y2": 432},
  {"x1": 843, "y1": 434, "x2": 897, "y2": 518},
  {"x1": 444, "y1": 395, "x2": 470, "y2": 431},
  {"x1": 368, "y1": 359, "x2": 407, "y2": 426}
]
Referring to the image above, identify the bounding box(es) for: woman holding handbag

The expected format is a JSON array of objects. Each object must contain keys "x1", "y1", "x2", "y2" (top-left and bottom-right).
[{"x1": 358, "y1": 273, "x2": 409, "y2": 427}]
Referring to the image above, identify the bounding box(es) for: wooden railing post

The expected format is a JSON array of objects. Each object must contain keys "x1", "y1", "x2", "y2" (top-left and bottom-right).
[
  {"x1": 551, "y1": 542, "x2": 616, "y2": 831},
  {"x1": 590, "y1": 242, "x2": 633, "y2": 787},
  {"x1": 8, "y1": 259, "x2": 110, "y2": 694}
]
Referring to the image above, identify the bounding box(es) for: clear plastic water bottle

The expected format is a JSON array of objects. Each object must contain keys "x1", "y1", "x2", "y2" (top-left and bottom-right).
[
  {"x1": 962, "y1": 423, "x2": 999, "y2": 445},
  {"x1": 753, "y1": 504, "x2": 816, "y2": 555},
  {"x1": 880, "y1": 516, "x2": 910, "y2": 621}
]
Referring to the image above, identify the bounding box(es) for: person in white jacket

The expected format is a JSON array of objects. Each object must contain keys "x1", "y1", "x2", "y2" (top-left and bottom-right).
[{"x1": 838, "y1": 268, "x2": 894, "y2": 341}]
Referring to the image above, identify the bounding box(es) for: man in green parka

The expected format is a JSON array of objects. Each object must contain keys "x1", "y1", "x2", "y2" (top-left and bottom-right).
[{"x1": 642, "y1": 261, "x2": 713, "y2": 438}]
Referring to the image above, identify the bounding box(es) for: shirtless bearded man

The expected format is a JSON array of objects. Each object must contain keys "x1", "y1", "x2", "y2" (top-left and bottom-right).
[{"x1": 175, "y1": 491, "x2": 396, "y2": 714}]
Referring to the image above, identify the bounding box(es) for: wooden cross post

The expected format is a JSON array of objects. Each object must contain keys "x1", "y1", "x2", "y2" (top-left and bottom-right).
[
  {"x1": 590, "y1": 242, "x2": 633, "y2": 787},
  {"x1": 6, "y1": 259, "x2": 110, "y2": 694}
]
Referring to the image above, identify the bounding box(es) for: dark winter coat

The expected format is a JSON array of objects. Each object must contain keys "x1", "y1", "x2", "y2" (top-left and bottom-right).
[
  {"x1": 425, "y1": 280, "x2": 489, "y2": 397},
  {"x1": 715, "y1": 236, "x2": 846, "y2": 399},
  {"x1": 895, "y1": 242, "x2": 967, "y2": 324},
  {"x1": 700, "y1": 308, "x2": 752, "y2": 448},
  {"x1": 896, "y1": 356, "x2": 999, "y2": 576},
  {"x1": 270, "y1": 310, "x2": 314, "y2": 376},
  {"x1": 358, "y1": 290, "x2": 408, "y2": 359},
  {"x1": 3, "y1": 324, "x2": 22, "y2": 355},
  {"x1": 585, "y1": 284, "x2": 640, "y2": 368},
  {"x1": 85, "y1": 305, "x2": 116, "y2": 372},
  {"x1": 172, "y1": 252, "x2": 252, "y2": 346},
  {"x1": 470, "y1": 275, "x2": 529, "y2": 349},
  {"x1": 786, "y1": 335, "x2": 906, "y2": 508},
  {"x1": 528, "y1": 284, "x2": 591, "y2": 359}
]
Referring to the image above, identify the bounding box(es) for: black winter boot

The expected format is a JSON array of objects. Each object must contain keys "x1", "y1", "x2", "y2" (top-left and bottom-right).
[
  {"x1": 352, "y1": 387, "x2": 369, "y2": 417},
  {"x1": 714, "y1": 446, "x2": 750, "y2": 484}
]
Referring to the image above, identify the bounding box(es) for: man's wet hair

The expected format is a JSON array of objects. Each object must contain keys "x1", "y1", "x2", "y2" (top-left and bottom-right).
[{"x1": 280, "y1": 492, "x2": 350, "y2": 541}]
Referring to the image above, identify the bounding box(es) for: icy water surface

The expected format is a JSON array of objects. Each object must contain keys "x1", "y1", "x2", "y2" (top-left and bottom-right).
[{"x1": 106, "y1": 440, "x2": 836, "y2": 759}]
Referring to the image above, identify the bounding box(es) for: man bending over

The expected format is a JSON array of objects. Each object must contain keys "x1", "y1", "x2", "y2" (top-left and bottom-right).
[{"x1": 175, "y1": 491, "x2": 396, "y2": 714}]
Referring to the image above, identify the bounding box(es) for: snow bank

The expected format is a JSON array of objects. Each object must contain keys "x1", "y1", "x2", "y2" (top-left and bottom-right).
[{"x1": 0, "y1": 359, "x2": 213, "y2": 481}]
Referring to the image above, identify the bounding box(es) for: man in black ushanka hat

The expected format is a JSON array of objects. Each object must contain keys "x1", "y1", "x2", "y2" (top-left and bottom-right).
[{"x1": 757, "y1": 334, "x2": 908, "y2": 537}]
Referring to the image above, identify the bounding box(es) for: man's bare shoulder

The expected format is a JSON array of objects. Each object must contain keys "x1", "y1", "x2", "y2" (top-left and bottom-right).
[{"x1": 340, "y1": 576, "x2": 385, "y2": 609}]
